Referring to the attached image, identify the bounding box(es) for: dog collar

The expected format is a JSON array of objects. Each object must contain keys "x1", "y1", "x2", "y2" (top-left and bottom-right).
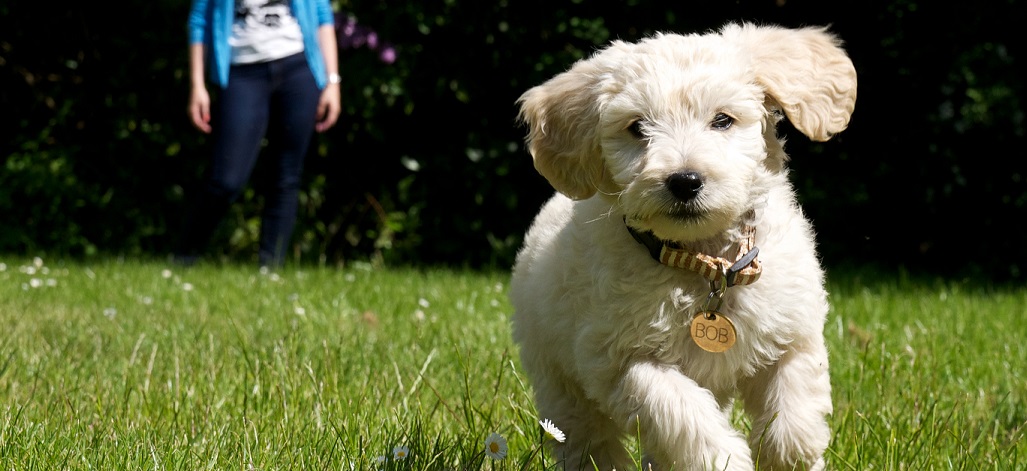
[{"x1": 626, "y1": 222, "x2": 762, "y2": 287}]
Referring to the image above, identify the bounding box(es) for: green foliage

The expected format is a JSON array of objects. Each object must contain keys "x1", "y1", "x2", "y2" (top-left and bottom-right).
[{"x1": 1, "y1": 1, "x2": 1025, "y2": 279}]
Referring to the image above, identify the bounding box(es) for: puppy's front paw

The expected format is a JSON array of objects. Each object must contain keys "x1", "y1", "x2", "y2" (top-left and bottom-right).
[
  {"x1": 747, "y1": 417, "x2": 829, "y2": 470},
  {"x1": 647, "y1": 438, "x2": 753, "y2": 471},
  {"x1": 711, "y1": 438, "x2": 755, "y2": 471}
]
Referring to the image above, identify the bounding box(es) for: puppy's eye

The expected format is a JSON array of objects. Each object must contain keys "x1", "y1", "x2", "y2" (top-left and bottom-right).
[
  {"x1": 711, "y1": 113, "x2": 734, "y2": 130},
  {"x1": 627, "y1": 119, "x2": 646, "y2": 139}
]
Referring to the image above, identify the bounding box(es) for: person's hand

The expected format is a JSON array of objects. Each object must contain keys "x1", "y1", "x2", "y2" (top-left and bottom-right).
[
  {"x1": 315, "y1": 84, "x2": 341, "y2": 133},
  {"x1": 188, "y1": 86, "x2": 212, "y2": 134}
]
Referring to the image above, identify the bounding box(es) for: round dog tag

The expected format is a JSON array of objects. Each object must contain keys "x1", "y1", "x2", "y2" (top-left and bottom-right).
[{"x1": 690, "y1": 311, "x2": 736, "y2": 353}]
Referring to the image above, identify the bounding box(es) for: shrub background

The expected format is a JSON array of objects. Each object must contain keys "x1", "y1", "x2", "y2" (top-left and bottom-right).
[{"x1": 2, "y1": 0, "x2": 1024, "y2": 280}]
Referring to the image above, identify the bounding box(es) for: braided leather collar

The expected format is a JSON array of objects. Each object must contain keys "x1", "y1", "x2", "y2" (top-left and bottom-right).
[{"x1": 626, "y1": 222, "x2": 762, "y2": 287}]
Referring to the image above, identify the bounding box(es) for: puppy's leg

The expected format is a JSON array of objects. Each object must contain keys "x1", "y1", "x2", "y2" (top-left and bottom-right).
[
  {"x1": 608, "y1": 362, "x2": 753, "y2": 471},
  {"x1": 555, "y1": 412, "x2": 635, "y2": 471},
  {"x1": 533, "y1": 374, "x2": 634, "y2": 470},
  {"x1": 740, "y1": 340, "x2": 832, "y2": 470}
]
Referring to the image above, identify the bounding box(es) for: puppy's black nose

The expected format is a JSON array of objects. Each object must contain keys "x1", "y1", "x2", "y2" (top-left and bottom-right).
[{"x1": 665, "y1": 171, "x2": 704, "y2": 202}]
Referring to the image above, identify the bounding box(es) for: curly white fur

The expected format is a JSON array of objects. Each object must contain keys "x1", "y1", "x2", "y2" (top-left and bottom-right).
[{"x1": 511, "y1": 23, "x2": 857, "y2": 471}]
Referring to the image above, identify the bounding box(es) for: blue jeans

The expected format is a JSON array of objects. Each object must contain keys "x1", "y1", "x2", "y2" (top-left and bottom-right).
[{"x1": 177, "y1": 53, "x2": 321, "y2": 267}]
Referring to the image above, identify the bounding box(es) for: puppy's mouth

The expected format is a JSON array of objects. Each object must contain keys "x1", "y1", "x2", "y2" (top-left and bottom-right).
[
  {"x1": 624, "y1": 194, "x2": 728, "y2": 243},
  {"x1": 629, "y1": 201, "x2": 710, "y2": 230},
  {"x1": 665, "y1": 202, "x2": 708, "y2": 223}
]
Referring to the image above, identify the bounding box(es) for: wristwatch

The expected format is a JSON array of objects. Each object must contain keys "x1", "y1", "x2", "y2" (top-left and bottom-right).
[{"x1": 328, "y1": 73, "x2": 342, "y2": 84}]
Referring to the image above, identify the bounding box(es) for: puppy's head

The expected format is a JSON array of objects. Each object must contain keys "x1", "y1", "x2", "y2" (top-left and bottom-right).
[{"x1": 517, "y1": 23, "x2": 857, "y2": 242}]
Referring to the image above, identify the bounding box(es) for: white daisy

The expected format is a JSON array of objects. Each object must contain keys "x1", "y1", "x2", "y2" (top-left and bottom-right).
[
  {"x1": 540, "y1": 418, "x2": 566, "y2": 443},
  {"x1": 393, "y1": 445, "x2": 410, "y2": 460},
  {"x1": 484, "y1": 432, "x2": 508, "y2": 460}
]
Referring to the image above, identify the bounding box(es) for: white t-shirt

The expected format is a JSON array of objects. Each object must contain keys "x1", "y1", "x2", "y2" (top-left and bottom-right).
[{"x1": 229, "y1": 0, "x2": 305, "y2": 64}]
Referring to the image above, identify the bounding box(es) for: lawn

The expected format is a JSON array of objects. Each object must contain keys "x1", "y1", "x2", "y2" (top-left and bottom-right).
[{"x1": 0, "y1": 257, "x2": 1023, "y2": 470}]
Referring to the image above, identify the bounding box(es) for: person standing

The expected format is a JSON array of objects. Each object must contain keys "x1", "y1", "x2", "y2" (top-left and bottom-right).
[{"x1": 176, "y1": 0, "x2": 340, "y2": 268}]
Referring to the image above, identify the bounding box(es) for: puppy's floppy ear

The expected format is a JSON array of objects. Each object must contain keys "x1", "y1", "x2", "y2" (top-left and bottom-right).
[
  {"x1": 517, "y1": 59, "x2": 608, "y2": 200},
  {"x1": 722, "y1": 23, "x2": 857, "y2": 142}
]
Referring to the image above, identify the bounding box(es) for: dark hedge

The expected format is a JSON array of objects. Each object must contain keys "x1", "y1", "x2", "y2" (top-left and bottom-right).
[{"x1": 2, "y1": 0, "x2": 1024, "y2": 280}]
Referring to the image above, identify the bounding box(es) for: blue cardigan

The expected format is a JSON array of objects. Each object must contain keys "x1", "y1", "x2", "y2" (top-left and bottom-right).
[{"x1": 188, "y1": 0, "x2": 335, "y2": 89}]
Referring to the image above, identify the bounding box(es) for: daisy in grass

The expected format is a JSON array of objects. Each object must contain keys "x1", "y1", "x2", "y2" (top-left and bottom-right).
[
  {"x1": 484, "y1": 432, "x2": 508, "y2": 460},
  {"x1": 393, "y1": 445, "x2": 410, "y2": 460},
  {"x1": 540, "y1": 418, "x2": 566, "y2": 443}
]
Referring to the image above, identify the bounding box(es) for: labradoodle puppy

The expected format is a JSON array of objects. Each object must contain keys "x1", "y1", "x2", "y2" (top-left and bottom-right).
[{"x1": 510, "y1": 23, "x2": 857, "y2": 470}]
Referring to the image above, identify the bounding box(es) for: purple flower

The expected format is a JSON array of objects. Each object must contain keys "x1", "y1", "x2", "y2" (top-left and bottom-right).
[
  {"x1": 335, "y1": 13, "x2": 395, "y2": 64},
  {"x1": 379, "y1": 46, "x2": 396, "y2": 64}
]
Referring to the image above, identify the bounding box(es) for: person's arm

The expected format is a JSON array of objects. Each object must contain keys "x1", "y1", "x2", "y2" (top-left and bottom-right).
[
  {"x1": 315, "y1": 24, "x2": 341, "y2": 133},
  {"x1": 186, "y1": 0, "x2": 213, "y2": 133},
  {"x1": 187, "y1": 43, "x2": 212, "y2": 134}
]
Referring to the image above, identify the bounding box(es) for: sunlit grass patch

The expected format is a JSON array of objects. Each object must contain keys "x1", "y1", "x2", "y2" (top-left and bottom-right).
[{"x1": 0, "y1": 258, "x2": 1023, "y2": 469}]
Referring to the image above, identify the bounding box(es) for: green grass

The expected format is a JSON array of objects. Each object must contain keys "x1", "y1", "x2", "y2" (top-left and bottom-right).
[
  {"x1": 824, "y1": 270, "x2": 1026, "y2": 469},
  {"x1": 0, "y1": 257, "x2": 1024, "y2": 470}
]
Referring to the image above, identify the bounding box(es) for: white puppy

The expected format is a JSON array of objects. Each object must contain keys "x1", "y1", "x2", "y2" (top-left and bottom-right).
[{"x1": 510, "y1": 23, "x2": 857, "y2": 470}]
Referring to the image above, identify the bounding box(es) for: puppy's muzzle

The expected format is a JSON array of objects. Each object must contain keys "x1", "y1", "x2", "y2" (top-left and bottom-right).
[{"x1": 666, "y1": 171, "x2": 704, "y2": 202}]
